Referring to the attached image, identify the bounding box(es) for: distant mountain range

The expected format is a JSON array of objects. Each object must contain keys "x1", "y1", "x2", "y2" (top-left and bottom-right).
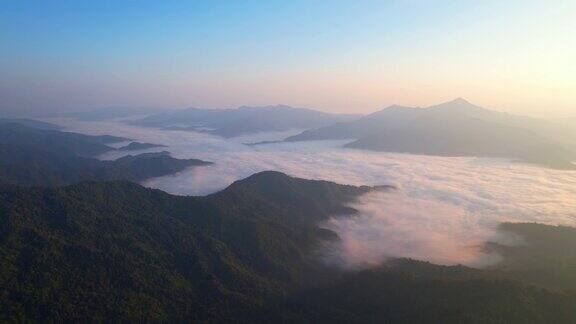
[
  {"x1": 55, "y1": 107, "x2": 171, "y2": 121},
  {"x1": 284, "y1": 98, "x2": 576, "y2": 169},
  {"x1": 0, "y1": 123, "x2": 210, "y2": 186},
  {"x1": 129, "y1": 104, "x2": 360, "y2": 137},
  {"x1": 1, "y1": 117, "x2": 576, "y2": 322},
  {"x1": 1, "y1": 171, "x2": 575, "y2": 322}
]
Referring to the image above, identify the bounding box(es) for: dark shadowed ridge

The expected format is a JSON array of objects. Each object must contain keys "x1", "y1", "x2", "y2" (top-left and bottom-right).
[
  {"x1": 0, "y1": 124, "x2": 210, "y2": 186},
  {"x1": 1, "y1": 174, "x2": 575, "y2": 322},
  {"x1": 485, "y1": 222, "x2": 576, "y2": 291},
  {"x1": 118, "y1": 141, "x2": 167, "y2": 151},
  {"x1": 0, "y1": 171, "x2": 384, "y2": 322},
  {"x1": 210, "y1": 171, "x2": 392, "y2": 225},
  {"x1": 0, "y1": 118, "x2": 63, "y2": 131},
  {"x1": 0, "y1": 123, "x2": 124, "y2": 157}
]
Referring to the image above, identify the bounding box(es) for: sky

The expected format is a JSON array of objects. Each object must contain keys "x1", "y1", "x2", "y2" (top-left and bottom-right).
[{"x1": 1, "y1": 0, "x2": 575, "y2": 117}]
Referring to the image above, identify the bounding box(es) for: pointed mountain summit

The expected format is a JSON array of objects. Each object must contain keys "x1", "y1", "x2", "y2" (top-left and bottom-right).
[
  {"x1": 427, "y1": 98, "x2": 493, "y2": 117},
  {"x1": 443, "y1": 97, "x2": 473, "y2": 106},
  {"x1": 285, "y1": 98, "x2": 503, "y2": 143},
  {"x1": 434, "y1": 98, "x2": 476, "y2": 109},
  {"x1": 283, "y1": 98, "x2": 575, "y2": 170}
]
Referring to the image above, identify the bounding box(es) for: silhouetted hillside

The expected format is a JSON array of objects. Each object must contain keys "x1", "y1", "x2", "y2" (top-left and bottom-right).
[
  {"x1": 486, "y1": 223, "x2": 576, "y2": 290},
  {"x1": 118, "y1": 142, "x2": 166, "y2": 151},
  {"x1": 270, "y1": 259, "x2": 576, "y2": 323},
  {"x1": 0, "y1": 125, "x2": 209, "y2": 186},
  {"x1": 0, "y1": 123, "x2": 125, "y2": 157},
  {"x1": 1, "y1": 175, "x2": 575, "y2": 322},
  {"x1": 0, "y1": 118, "x2": 62, "y2": 131},
  {"x1": 0, "y1": 172, "x2": 380, "y2": 322}
]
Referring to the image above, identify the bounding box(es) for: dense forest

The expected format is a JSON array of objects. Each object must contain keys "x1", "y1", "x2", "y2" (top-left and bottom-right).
[
  {"x1": 0, "y1": 171, "x2": 575, "y2": 322},
  {"x1": 0, "y1": 172, "x2": 381, "y2": 322},
  {"x1": 0, "y1": 123, "x2": 210, "y2": 186},
  {"x1": 1, "y1": 120, "x2": 575, "y2": 323}
]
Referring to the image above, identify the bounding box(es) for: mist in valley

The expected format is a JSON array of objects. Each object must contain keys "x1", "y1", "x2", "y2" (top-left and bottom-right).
[{"x1": 50, "y1": 118, "x2": 576, "y2": 269}]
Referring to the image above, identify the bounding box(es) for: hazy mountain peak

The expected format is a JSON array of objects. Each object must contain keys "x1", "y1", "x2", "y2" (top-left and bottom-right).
[
  {"x1": 428, "y1": 98, "x2": 490, "y2": 115},
  {"x1": 449, "y1": 97, "x2": 471, "y2": 105},
  {"x1": 436, "y1": 97, "x2": 478, "y2": 107}
]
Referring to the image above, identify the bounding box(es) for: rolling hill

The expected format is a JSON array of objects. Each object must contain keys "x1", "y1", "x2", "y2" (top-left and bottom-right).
[
  {"x1": 0, "y1": 172, "x2": 381, "y2": 322},
  {"x1": 0, "y1": 173, "x2": 575, "y2": 322}
]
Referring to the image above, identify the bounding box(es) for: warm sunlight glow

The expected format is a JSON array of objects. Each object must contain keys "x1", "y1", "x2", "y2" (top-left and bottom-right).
[
  {"x1": 1, "y1": 0, "x2": 574, "y2": 117},
  {"x1": 2, "y1": 2, "x2": 576, "y2": 322}
]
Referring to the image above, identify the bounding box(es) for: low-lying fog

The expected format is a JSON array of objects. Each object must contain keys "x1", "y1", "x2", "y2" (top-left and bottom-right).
[{"x1": 52, "y1": 118, "x2": 576, "y2": 269}]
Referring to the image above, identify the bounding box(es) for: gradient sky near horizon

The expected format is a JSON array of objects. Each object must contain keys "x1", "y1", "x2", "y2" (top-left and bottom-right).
[{"x1": 1, "y1": 0, "x2": 575, "y2": 117}]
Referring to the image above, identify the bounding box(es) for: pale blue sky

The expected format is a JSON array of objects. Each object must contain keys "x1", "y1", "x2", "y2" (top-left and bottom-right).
[{"x1": 1, "y1": 0, "x2": 574, "y2": 117}]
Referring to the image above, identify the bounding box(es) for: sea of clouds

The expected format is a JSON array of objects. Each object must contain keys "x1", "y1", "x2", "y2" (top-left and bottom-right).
[{"x1": 52, "y1": 118, "x2": 576, "y2": 269}]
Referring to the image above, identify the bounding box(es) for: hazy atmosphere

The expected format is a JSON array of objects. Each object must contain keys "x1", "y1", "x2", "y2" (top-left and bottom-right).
[
  {"x1": 1, "y1": 0, "x2": 575, "y2": 117},
  {"x1": 2, "y1": 1, "x2": 576, "y2": 322},
  {"x1": 55, "y1": 118, "x2": 576, "y2": 268}
]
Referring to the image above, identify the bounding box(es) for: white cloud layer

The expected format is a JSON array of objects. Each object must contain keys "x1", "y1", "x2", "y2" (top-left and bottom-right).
[{"x1": 51, "y1": 118, "x2": 576, "y2": 268}]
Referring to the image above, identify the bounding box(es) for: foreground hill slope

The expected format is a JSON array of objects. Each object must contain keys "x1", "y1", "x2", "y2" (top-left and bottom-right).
[
  {"x1": 0, "y1": 172, "x2": 378, "y2": 322},
  {"x1": 486, "y1": 223, "x2": 576, "y2": 291},
  {"x1": 271, "y1": 259, "x2": 576, "y2": 324},
  {"x1": 0, "y1": 171, "x2": 575, "y2": 322},
  {"x1": 269, "y1": 222, "x2": 576, "y2": 323}
]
